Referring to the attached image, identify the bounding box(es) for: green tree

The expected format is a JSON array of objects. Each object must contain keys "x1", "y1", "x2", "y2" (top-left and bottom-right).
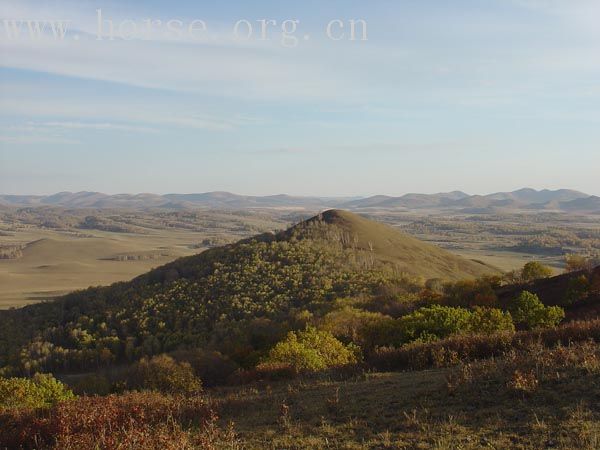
[
  {"x1": 564, "y1": 275, "x2": 591, "y2": 305},
  {"x1": 126, "y1": 354, "x2": 202, "y2": 395},
  {"x1": 265, "y1": 327, "x2": 359, "y2": 372},
  {"x1": 398, "y1": 305, "x2": 472, "y2": 343},
  {"x1": 467, "y1": 307, "x2": 515, "y2": 334},
  {"x1": 509, "y1": 291, "x2": 564, "y2": 329},
  {"x1": 521, "y1": 262, "x2": 553, "y2": 283},
  {"x1": 0, "y1": 373, "x2": 74, "y2": 409}
]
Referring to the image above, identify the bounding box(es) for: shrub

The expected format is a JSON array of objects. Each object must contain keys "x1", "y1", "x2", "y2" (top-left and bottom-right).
[
  {"x1": 0, "y1": 373, "x2": 74, "y2": 410},
  {"x1": 126, "y1": 354, "x2": 202, "y2": 395},
  {"x1": 358, "y1": 315, "x2": 403, "y2": 351},
  {"x1": 521, "y1": 261, "x2": 553, "y2": 283},
  {"x1": 358, "y1": 306, "x2": 515, "y2": 350},
  {"x1": 319, "y1": 306, "x2": 391, "y2": 349},
  {"x1": 509, "y1": 291, "x2": 564, "y2": 329},
  {"x1": 467, "y1": 307, "x2": 515, "y2": 334},
  {"x1": 0, "y1": 391, "x2": 213, "y2": 450},
  {"x1": 369, "y1": 332, "x2": 515, "y2": 371},
  {"x1": 447, "y1": 340, "x2": 600, "y2": 398},
  {"x1": 397, "y1": 305, "x2": 472, "y2": 343},
  {"x1": 535, "y1": 305, "x2": 566, "y2": 329},
  {"x1": 232, "y1": 362, "x2": 298, "y2": 384},
  {"x1": 171, "y1": 349, "x2": 239, "y2": 387},
  {"x1": 443, "y1": 279, "x2": 498, "y2": 307},
  {"x1": 591, "y1": 272, "x2": 600, "y2": 297},
  {"x1": 265, "y1": 327, "x2": 359, "y2": 372},
  {"x1": 425, "y1": 278, "x2": 445, "y2": 294},
  {"x1": 564, "y1": 275, "x2": 591, "y2": 305},
  {"x1": 368, "y1": 319, "x2": 600, "y2": 372},
  {"x1": 361, "y1": 291, "x2": 422, "y2": 318},
  {"x1": 565, "y1": 254, "x2": 594, "y2": 272},
  {"x1": 70, "y1": 373, "x2": 112, "y2": 396}
]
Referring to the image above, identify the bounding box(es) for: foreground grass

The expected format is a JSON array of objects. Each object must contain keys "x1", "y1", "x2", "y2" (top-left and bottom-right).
[
  {"x1": 3, "y1": 342, "x2": 600, "y2": 449},
  {"x1": 212, "y1": 363, "x2": 600, "y2": 449}
]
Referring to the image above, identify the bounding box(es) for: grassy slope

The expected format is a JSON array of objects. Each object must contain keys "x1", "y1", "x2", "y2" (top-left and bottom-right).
[
  {"x1": 0, "y1": 209, "x2": 285, "y2": 309},
  {"x1": 0, "y1": 231, "x2": 198, "y2": 309},
  {"x1": 300, "y1": 210, "x2": 498, "y2": 280},
  {"x1": 214, "y1": 367, "x2": 600, "y2": 449}
]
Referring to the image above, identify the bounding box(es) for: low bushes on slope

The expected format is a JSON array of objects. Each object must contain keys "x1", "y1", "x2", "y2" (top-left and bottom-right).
[
  {"x1": 0, "y1": 392, "x2": 217, "y2": 450},
  {"x1": 263, "y1": 327, "x2": 359, "y2": 372},
  {"x1": 369, "y1": 318, "x2": 600, "y2": 372},
  {"x1": 0, "y1": 373, "x2": 74, "y2": 410}
]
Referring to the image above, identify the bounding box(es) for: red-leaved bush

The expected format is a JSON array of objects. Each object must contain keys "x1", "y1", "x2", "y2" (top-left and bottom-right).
[{"x1": 0, "y1": 392, "x2": 214, "y2": 450}]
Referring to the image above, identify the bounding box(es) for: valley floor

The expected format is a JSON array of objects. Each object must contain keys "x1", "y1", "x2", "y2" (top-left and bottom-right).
[{"x1": 3, "y1": 207, "x2": 599, "y2": 309}]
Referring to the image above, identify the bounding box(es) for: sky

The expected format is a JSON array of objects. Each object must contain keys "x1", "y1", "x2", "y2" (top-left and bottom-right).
[{"x1": 0, "y1": 0, "x2": 599, "y2": 197}]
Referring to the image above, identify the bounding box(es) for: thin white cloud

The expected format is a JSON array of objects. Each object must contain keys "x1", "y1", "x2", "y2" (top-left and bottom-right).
[
  {"x1": 0, "y1": 0, "x2": 369, "y2": 102},
  {"x1": 0, "y1": 39, "x2": 357, "y2": 102},
  {"x1": 0, "y1": 96, "x2": 253, "y2": 131},
  {"x1": 7, "y1": 121, "x2": 158, "y2": 133},
  {"x1": 0, "y1": 135, "x2": 80, "y2": 145}
]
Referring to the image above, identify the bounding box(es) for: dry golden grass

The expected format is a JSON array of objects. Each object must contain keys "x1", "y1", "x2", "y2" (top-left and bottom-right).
[
  {"x1": 0, "y1": 210, "x2": 284, "y2": 309},
  {"x1": 209, "y1": 347, "x2": 600, "y2": 449},
  {"x1": 303, "y1": 210, "x2": 500, "y2": 280},
  {"x1": 0, "y1": 228, "x2": 200, "y2": 308}
]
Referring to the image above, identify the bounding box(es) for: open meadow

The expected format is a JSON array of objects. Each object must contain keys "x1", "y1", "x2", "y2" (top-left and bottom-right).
[{"x1": 0, "y1": 208, "x2": 287, "y2": 308}]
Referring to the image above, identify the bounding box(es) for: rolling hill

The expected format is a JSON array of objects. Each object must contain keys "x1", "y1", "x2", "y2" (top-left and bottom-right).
[
  {"x1": 1, "y1": 188, "x2": 597, "y2": 212},
  {"x1": 0, "y1": 210, "x2": 497, "y2": 374},
  {"x1": 344, "y1": 188, "x2": 596, "y2": 212},
  {"x1": 558, "y1": 195, "x2": 600, "y2": 213},
  {"x1": 0, "y1": 191, "x2": 346, "y2": 210},
  {"x1": 343, "y1": 191, "x2": 469, "y2": 209}
]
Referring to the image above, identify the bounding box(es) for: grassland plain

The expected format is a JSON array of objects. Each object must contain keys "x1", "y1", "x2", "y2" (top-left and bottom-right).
[
  {"x1": 0, "y1": 208, "x2": 287, "y2": 308},
  {"x1": 2, "y1": 204, "x2": 599, "y2": 308}
]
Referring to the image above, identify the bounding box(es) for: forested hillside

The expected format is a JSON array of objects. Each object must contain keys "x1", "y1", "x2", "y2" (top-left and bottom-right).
[
  {"x1": 0, "y1": 211, "x2": 597, "y2": 382},
  {"x1": 0, "y1": 211, "x2": 493, "y2": 375}
]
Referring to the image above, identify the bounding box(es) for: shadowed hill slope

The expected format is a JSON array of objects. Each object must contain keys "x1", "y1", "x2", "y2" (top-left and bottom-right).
[{"x1": 497, "y1": 265, "x2": 600, "y2": 321}]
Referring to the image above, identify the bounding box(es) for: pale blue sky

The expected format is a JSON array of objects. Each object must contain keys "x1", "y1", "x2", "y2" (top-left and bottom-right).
[{"x1": 1, "y1": 0, "x2": 599, "y2": 196}]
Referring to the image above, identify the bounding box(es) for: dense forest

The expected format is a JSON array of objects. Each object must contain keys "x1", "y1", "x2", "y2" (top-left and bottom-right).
[{"x1": 0, "y1": 214, "x2": 400, "y2": 375}]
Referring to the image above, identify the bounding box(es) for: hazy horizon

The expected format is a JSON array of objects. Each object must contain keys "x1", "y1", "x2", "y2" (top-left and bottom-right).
[{"x1": 1, "y1": 186, "x2": 598, "y2": 199}]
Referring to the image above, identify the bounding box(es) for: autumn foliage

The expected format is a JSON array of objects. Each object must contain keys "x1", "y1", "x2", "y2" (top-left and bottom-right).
[{"x1": 0, "y1": 392, "x2": 214, "y2": 450}]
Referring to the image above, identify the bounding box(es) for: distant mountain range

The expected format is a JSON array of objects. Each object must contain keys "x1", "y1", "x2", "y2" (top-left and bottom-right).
[
  {"x1": 0, "y1": 188, "x2": 598, "y2": 213},
  {"x1": 345, "y1": 188, "x2": 600, "y2": 213},
  {"x1": 0, "y1": 191, "x2": 346, "y2": 210}
]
